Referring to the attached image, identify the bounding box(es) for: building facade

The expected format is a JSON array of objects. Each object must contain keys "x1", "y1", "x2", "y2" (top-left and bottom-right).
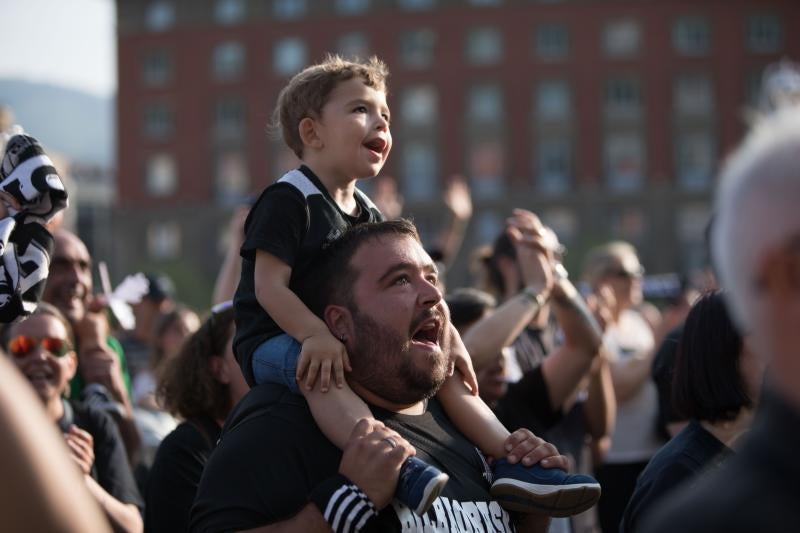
[{"x1": 115, "y1": 0, "x2": 799, "y2": 299}]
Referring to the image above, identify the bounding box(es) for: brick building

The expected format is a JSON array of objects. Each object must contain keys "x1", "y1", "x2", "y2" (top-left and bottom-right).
[{"x1": 114, "y1": 0, "x2": 799, "y2": 301}]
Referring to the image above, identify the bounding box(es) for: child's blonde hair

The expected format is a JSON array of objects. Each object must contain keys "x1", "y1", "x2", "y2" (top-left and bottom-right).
[{"x1": 273, "y1": 54, "x2": 389, "y2": 158}]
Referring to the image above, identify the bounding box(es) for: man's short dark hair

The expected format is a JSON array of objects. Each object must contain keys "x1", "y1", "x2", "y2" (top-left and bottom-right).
[
  {"x1": 672, "y1": 290, "x2": 752, "y2": 423},
  {"x1": 304, "y1": 219, "x2": 421, "y2": 317},
  {"x1": 446, "y1": 288, "x2": 496, "y2": 332}
]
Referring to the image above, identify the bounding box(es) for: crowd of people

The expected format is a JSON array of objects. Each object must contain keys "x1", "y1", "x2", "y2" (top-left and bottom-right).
[{"x1": 0, "y1": 54, "x2": 799, "y2": 533}]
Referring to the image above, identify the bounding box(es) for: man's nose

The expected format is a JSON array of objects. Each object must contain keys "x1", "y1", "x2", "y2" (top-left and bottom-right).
[{"x1": 419, "y1": 277, "x2": 443, "y2": 307}]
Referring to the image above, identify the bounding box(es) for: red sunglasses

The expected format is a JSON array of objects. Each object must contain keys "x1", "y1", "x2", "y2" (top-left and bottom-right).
[{"x1": 8, "y1": 335, "x2": 72, "y2": 359}]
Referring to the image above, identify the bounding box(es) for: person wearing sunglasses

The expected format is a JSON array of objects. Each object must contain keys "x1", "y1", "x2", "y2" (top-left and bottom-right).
[
  {"x1": 581, "y1": 241, "x2": 662, "y2": 533},
  {"x1": 4, "y1": 302, "x2": 143, "y2": 533}
]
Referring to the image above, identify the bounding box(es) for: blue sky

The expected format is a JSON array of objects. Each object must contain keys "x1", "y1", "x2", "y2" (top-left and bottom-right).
[{"x1": 0, "y1": 0, "x2": 116, "y2": 96}]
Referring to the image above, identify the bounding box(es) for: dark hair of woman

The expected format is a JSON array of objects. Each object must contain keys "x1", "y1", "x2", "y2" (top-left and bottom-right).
[
  {"x1": 672, "y1": 290, "x2": 752, "y2": 423},
  {"x1": 157, "y1": 305, "x2": 234, "y2": 422}
]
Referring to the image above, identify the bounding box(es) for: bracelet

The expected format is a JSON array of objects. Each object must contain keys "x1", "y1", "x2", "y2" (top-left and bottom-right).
[
  {"x1": 310, "y1": 474, "x2": 378, "y2": 533},
  {"x1": 521, "y1": 286, "x2": 547, "y2": 308}
]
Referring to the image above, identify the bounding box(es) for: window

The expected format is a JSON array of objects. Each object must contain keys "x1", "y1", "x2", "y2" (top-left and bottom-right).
[
  {"x1": 468, "y1": 84, "x2": 503, "y2": 123},
  {"x1": 677, "y1": 204, "x2": 711, "y2": 271},
  {"x1": 336, "y1": 0, "x2": 369, "y2": 14},
  {"x1": 212, "y1": 41, "x2": 245, "y2": 81},
  {"x1": 747, "y1": 14, "x2": 782, "y2": 54},
  {"x1": 675, "y1": 131, "x2": 714, "y2": 190},
  {"x1": 215, "y1": 0, "x2": 246, "y2": 25},
  {"x1": 273, "y1": 38, "x2": 307, "y2": 76},
  {"x1": 536, "y1": 81, "x2": 571, "y2": 120},
  {"x1": 475, "y1": 211, "x2": 504, "y2": 243},
  {"x1": 604, "y1": 19, "x2": 641, "y2": 58},
  {"x1": 674, "y1": 75, "x2": 713, "y2": 116},
  {"x1": 536, "y1": 138, "x2": 572, "y2": 194},
  {"x1": 606, "y1": 77, "x2": 641, "y2": 120},
  {"x1": 145, "y1": 1, "x2": 175, "y2": 32},
  {"x1": 469, "y1": 140, "x2": 505, "y2": 198},
  {"x1": 541, "y1": 208, "x2": 578, "y2": 244},
  {"x1": 147, "y1": 221, "x2": 181, "y2": 260},
  {"x1": 535, "y1": 24, "x2": 570, "y2": 60},
  {"x1": 673, "y1": 16, "x2": 710, "y2": 56},
  {"x1": 146, "y1": 153, "x2": 177, "y2": 196},
  {"x1": 400, "y1": 30, "x2": 436, "y2": 68},
  {"x1": 142, "y1": 49, "x2": 171, "y2": 86},
  {"x1": 401, "y1": 143, "x2": 438, "y2": 201},
  {"x1": 466, "y1": 28, "x2": 503, "y2": 65},
  {"x1": 214, "y1": 98, "x2": 245, "y2": 141},
  {"x1": 469, "y1": 0, "x2": 501, "y2": 5},
  {"x1": 273, "y1": 0, "x2": 306, "y2": 19},
  {"x1": 215, "y1": 151, "x2": 250, "y2": 205},
  {"x1": 143, "y1": 102, "x2": 173, "y2": 140},
  {"x1": 401, "y1": 85, "x2": 437, "y2": 126},
  {"x1": 611, "y1": 208, "x2": 647, "y2": 243},
  {"x1": 398, "y1": 0, "x2": 436, "y2": 11},
  {"x1": 605, "y1": 133, "x2": 644, "y2": 192},
  {"x1": 337, "y1": 32, "x2": 370, "y2": 60}
]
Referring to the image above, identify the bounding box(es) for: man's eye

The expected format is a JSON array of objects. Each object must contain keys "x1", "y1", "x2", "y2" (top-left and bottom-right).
[
  {"x1": 393, "y1": 276, "x2": 410, "y2": 286},
  {"x1": 354, "y1": 106, "x2": 367, "y2": 113}
]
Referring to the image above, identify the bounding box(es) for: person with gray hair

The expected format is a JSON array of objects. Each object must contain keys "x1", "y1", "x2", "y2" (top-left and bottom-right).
[{"x1": 643, "y1": 107, "x2": 800, "y2": 532}]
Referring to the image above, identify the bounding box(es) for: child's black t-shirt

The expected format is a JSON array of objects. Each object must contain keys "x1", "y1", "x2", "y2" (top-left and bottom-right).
[{"x1": 233, "y1": 166, "x2": 383, "y2": 385}]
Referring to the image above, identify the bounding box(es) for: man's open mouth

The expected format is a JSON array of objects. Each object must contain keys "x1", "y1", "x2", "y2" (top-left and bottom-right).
[{"x1": 411, "y1": 317, "x2": 442, "y2": 346}]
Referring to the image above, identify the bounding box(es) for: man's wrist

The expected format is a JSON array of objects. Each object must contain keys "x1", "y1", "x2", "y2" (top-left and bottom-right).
[
  {"x1": 309, "y1": 474, "x2": 378, "y2": 533},
  {"x1": 521, "y1": 286, "x2": 548, "y2": 308}
]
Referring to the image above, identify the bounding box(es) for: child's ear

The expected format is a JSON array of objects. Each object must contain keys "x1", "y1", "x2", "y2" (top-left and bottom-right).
[
  {"x1": 324, "y1": 305, "x2": 354, "y2": 344},
  {"x1": 298, "y1": 117, "x2": 323, "y2": 150}
]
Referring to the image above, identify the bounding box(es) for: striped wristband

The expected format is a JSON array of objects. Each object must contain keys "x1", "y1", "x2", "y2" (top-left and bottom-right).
[{"x1": 310, "y1": 474, "x2": 378, "y2": 533}]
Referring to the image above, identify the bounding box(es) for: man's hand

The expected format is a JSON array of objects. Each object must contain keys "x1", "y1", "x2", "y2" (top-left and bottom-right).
[
  {"x1": 64, "y1": 425, "x2": 95, "y2": 475},
  {"x1": 442, "y1": 176, "x2": 472, "y2": 222},
  {"x1": 339, "y1": 419, "x2": 415, "y2": 509},
  {"x1": 297, "y1": 330, "x2": 351, "y2": 392},
  {"x1": 506, "y1": 209, "x2": 555, "y2": 298},
  {"x1": 503, "y1": 429, "x2": 568, "y2": 470}
]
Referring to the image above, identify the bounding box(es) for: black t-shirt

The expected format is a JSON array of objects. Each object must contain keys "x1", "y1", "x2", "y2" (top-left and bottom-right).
[
  {"x1": 620, "y1": 419, "x2": 730, "y2": 533},
  {"x1": 145, "y1": 417, "x2": 221, "y2": 533},
  {"x1": 492, "y1": 365, "x2": 561, "y2": 437},
  {"x1": 190, "y1": 384, "x2": 517, "y2": 532},
  {"x1": 233, "y1": 166, "x2": 383, "y2": 385},
  {"x1": 62, "y1": 400, "x2": 143, "y2": 510}
]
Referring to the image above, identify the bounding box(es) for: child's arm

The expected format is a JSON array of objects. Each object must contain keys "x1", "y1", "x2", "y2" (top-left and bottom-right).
[{"x1": 255, "y1": 250, "x2": 351, "y2": 391}]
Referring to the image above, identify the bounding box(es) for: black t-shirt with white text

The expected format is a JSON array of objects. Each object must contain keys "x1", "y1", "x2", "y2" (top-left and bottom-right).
[
  {"x1": 233, "y1": 166, "x2": 382, "y2": 385},
  {"x1": 190, "y1": 384, "x2": 516, "y2": 532}
]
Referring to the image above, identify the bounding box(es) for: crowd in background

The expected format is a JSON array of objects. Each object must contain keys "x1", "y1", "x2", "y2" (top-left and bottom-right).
[{"x1": 1, "y1": 58, "x2": 799, "y2": 533}]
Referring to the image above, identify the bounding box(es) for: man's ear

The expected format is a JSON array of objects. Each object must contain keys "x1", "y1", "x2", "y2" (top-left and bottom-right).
[
  {"x1": 64, "y1": 352, "x2": 78, "y2": 382},
  {"x1": 298, "y1": 117, "x2": 323, "y2": 151},
  {"x1": 324, "y1": 305, "x2": 354, "y2": 343}
]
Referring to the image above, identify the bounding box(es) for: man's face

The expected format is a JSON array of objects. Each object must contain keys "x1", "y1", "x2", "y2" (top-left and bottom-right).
[
  {"x1": 344, "y1": 234, "x2": 449, "y2": 405},
  {"x1": 42, "y1": 232, "x2": 92, "y2": 323}
]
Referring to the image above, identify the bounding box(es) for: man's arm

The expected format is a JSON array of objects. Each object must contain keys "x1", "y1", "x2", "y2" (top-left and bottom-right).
[
  {"x1": 241, "y1": 504, "x2": 330, "y2": 533},
  {"x1": 540, "y1": 279, "x2": 603, "y2": 411}
]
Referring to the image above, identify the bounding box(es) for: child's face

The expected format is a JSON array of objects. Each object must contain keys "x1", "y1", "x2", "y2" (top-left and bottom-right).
[{"x1": 313, "y1": 77, "x2": 392, "y2": 181}]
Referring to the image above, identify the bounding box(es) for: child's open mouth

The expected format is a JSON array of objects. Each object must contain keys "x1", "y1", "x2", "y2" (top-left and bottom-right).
[{"x1": 363, "y1": 138, "x2": 387, "y2": 155}]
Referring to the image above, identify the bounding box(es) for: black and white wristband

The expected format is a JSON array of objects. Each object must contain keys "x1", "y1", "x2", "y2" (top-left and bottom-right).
[{"x1": 310, "y1": 474, "x2": 378, "y2": 533}]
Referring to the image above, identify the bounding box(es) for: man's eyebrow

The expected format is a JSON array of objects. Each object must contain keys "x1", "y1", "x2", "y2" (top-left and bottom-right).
[{"x1": 377, "y1": 261, "x2": 438, "y2": 284}]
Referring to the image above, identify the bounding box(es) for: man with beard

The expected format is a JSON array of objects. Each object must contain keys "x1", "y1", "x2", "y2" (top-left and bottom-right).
[{"x1": 191, "y1": 220, "x2": 566, "y2": 533}]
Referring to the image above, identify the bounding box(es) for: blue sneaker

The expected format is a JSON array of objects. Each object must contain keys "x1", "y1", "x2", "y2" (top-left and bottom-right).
[
  {"x1": 490, "y1": 459, "x2": 601, "y2": 517},
  {"x1": 395, "y1": 456, "x2": 449, "y2": 515}
]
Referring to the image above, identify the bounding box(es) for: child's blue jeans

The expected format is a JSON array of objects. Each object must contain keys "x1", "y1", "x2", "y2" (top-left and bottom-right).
[{"x1": 252, "y1": 334, "x2": 301, "y2": 393}]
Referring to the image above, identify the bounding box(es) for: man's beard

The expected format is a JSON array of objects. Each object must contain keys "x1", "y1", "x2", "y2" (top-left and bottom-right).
[{"x1": 347, "y1": 308, "x2": 449, "y2": 405}]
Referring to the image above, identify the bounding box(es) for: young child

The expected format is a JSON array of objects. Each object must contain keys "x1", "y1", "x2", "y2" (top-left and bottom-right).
[{"x1": 233, "y1": 55, "x2": 600, "y2": 517}]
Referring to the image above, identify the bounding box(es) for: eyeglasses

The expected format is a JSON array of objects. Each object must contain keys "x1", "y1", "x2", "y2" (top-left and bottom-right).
[{"x1": 8, "y1": 335, "x2": 72, "y2": 359}]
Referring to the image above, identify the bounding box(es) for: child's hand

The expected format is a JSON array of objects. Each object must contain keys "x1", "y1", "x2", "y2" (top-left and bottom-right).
[
  {"x1": 297, "y1": 330, "x2": 352, "y2": 392},
  {"x1": 447, "y1": 323, "x2": 479, "y2": 395},
  {"x1": 503, "y1": 429, "x2": 568, "y2": 470}
]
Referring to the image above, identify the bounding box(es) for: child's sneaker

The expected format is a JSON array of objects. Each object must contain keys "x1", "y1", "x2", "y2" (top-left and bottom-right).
[
  {"x1": 395, "y1": 456, "x2": 449, "y2": 515},
  {"x1": 490, "y1": 459, "x2": 601, "y2": 517}
]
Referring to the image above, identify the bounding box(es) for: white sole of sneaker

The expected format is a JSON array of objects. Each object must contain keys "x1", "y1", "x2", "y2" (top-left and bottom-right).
[
  {"x1": 490, "y1": 478, "x2": 601, "y2": 517},
  {"x1": 413, "y1": 473, "x2": 450, "y2": 516}
]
